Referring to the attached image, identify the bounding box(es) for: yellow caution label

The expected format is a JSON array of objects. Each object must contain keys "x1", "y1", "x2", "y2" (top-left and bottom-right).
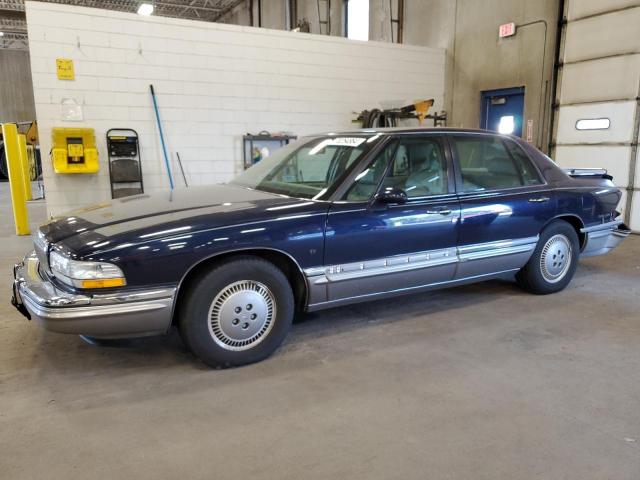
[{"x1": 56, "y1": 58, "x2": 75, "y2": 80}]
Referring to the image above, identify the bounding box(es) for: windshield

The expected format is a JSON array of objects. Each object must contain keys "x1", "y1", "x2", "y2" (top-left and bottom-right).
[{"x1": 230, "y1": 135, "x2": 380, "y2": 199}]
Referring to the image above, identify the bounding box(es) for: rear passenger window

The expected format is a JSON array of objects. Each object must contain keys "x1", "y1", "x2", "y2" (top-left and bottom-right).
[{"x1": 452, "y1": 136, "x2": 542, "y2": 192}]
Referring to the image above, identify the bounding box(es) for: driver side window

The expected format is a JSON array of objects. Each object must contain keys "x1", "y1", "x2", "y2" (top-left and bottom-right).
[
  {"x1": 380, "y1": 137, "x2": 448, "y2": 198},
  {"x1": 342, "y1": 137, "x2": 449, "y2": 201}
]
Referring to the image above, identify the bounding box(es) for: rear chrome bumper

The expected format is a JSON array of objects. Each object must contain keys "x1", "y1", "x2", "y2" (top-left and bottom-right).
[
  {"x1": 12, "y1": 251, "x2": 175, "y2": 338},
  {"x1": 581, "y1": 220, "x2": 631, "y2": 257}
]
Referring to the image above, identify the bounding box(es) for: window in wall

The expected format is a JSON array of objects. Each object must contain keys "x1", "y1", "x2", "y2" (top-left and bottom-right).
[
  {"x1": 575, "y1": 118, "x2": 610, "y2": 130},
  {"x1": 346, "y1": 0, "x2": 369, "y2": 41}
]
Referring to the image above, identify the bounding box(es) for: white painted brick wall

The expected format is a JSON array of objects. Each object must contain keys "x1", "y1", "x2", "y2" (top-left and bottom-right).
[{"x1": 25, "y1": 1, "x2": 445, "y2": 216}]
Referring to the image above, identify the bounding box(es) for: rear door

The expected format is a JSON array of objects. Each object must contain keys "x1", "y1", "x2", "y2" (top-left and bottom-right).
[
  {"x1": 449, "y1": 133, "x2": 555, "y2": 279},
  {"x1": 320, "y1": 133, "x2": 460, "y2": 305}
]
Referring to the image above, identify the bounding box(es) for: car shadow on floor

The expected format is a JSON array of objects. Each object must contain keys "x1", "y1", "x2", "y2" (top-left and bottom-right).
[{"x1": 32, "y1": 277, "x2": 525, "y2": 374}]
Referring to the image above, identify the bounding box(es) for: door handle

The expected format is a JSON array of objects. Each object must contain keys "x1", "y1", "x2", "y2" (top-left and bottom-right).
[
  {"x1": 426, "y1": 208, "x2": 452, "y2": 215},
  {"x1": 528, "y1": 196, "x2": 550, "y2": 203}
]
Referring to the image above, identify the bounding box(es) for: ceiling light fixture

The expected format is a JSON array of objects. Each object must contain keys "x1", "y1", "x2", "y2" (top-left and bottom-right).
[
  {"x1": 137, "y1": 3, "x2": 154, "y2": 15},
  {"x1": 0, "y1": 32, "x2": 5, "y2": 37}
]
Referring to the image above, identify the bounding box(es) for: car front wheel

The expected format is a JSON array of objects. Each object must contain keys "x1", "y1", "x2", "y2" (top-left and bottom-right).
[
  {"x1": 179, "y1": 256, "x2": 294, "y2": 368},
  {"x1": 516, "y1": 220, "x2": 580, "y2": 294}
]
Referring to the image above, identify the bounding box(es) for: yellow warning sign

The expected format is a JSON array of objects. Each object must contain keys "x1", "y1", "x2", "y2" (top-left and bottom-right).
[{"x1": 56, "y1": 58, "x2": 75, "y2": 80}]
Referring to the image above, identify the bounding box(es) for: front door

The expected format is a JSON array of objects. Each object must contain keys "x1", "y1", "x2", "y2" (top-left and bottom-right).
[
  {"x1": 322, "y1": 134, "x2": 460, "y2": 304},
  {"x1": 449, "y1": 133, "x2": 555, "y2": 279},
  {"x1": 480, "y1": 87, "x2": 525, "y2": 137}
]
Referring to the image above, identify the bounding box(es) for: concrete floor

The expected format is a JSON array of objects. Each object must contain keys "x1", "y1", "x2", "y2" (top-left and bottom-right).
[{"x1": 1, "y1": 183, "x2": 639, "y2": 479}]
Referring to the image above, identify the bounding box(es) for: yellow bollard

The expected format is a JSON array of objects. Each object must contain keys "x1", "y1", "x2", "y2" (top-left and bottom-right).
[
  {"x1": 18, "y1": 134, "x2": 32, "y2": 201},
  {"x1": 1, "y1": 123, "x2": 30, "y2": 235}
]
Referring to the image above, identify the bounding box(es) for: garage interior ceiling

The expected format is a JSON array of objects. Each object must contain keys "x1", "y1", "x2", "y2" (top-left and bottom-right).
[{"x1": 0, "y1": 0, "x2": 245, "y2": 49}]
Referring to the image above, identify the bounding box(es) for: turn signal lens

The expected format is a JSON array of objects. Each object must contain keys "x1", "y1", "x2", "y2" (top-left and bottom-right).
[{"x1": 80, "y1": 278, "x2": 126, "y2": 289}]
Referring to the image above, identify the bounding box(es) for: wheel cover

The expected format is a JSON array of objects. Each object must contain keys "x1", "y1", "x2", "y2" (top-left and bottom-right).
[
  {"x1": 208, "y1": 280, "x2": 276, "y2": 351},
  {"x1": 540, "y1": 234, "x2": 573, "y2": 284}
]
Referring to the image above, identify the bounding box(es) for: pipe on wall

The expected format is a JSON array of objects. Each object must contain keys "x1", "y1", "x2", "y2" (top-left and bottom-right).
[
  {"x1": 548, "y1": 0, "x2": 567, "y2": 155},
  {"x1": 515, "y1": 19, "x2": 548, "y2": 149}
]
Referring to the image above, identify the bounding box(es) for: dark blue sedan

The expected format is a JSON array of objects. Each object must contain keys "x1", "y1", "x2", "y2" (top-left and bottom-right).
[{"x1": 12, "y1": 128, "x2": 630, "y2": 367}]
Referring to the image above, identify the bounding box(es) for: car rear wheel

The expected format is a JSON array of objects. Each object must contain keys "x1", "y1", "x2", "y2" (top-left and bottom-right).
[
  {"x1": 516, "y1": 220, "x2": 580, "y2": 294},
  {"x1": 179, "y1": 256, "x2": 294, "y2": 368}
]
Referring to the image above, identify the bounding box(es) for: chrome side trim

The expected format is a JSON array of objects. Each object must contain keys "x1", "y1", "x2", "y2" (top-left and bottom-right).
[
  {"x1": 304, "y1": 236, "x2": 539, "y2": 306},
  {"x1": 304, "y1": 237, "x2": 539, "y2": 283},
  {"x1": 458, "y1": 236, "x2": 539, "y2": 262},
  {"x1": 21, "y1": 294, "x2": 172, "y2": 321},
  {"x1": 306, "y1": 247, "x2": 457, "y2": 285},
  {"x1": 90, "y1": 288, "x2": 177, "y2": 306},
  {"x1": 580, "y1": 219, "x2": 623, "y2": 234},
  {"x1": 307, "y1": 268, "x2": 520, "y2": 311}
]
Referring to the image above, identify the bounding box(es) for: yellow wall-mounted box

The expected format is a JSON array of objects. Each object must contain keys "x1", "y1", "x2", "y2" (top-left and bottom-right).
[{"x1": 51, "y1": 127, "x2": 99, "y2": 174}]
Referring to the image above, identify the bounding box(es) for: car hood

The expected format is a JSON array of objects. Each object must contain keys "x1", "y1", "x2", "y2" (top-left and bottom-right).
[{"x1": 40, "y1": 184, "x2": 328, "y2": 254}]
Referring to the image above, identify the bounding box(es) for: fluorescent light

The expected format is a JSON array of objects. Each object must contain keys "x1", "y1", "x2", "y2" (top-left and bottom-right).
[
  {"x1": 0, "y1": 32, "x2": 4, "y2": 37},
  {"x1": 137, "y1": 3, "x2": 154, "y2": 15}
]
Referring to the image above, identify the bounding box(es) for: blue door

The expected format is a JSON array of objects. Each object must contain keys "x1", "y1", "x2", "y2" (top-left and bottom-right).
[
  {"x1": 480, "y1": 87, "x2": 525, "y2": 137},
  {"x1": 320, "y1": 134, "x2": 460, "y2": 305}
]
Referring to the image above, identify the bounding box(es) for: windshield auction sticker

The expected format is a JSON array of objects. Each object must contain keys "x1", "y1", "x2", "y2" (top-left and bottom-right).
[
  {"x1": 326, "y1": 137, "x2": 367, "y2": 147},
  {"x1": 310, "y1": 137, "x2": 367, "y2": 154}
]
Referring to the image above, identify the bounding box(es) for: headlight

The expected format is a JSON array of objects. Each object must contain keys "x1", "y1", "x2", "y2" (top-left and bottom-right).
[{"x1": 49, "y1": 251, "x2": 126, "y2": 289}]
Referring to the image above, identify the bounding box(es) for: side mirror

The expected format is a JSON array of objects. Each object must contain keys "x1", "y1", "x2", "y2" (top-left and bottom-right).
[{"x1": 376, "y1": 187, "x2": 408, "y2": 204}]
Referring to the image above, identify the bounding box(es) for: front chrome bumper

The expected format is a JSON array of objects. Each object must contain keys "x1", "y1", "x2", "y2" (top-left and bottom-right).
[
  {"x1": 12, "y1": 251, "x2": 176, "y2": 338},
  {"x1": 581, "y1": 220, "x2": 631, "y2": 257}
]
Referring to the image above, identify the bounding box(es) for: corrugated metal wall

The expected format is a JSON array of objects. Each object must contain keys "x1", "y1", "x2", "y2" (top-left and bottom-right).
[
  {"x1": 553, "y1": 0, "x2": 640, "y2": 231},
  {"x1": 0, "y1": 49, "x2": 36, "y2": 123}
]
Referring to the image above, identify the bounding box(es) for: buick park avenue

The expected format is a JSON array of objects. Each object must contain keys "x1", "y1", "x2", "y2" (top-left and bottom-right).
[{"x1": 12, "y1": 129, "x2": 630, "y2": 367}]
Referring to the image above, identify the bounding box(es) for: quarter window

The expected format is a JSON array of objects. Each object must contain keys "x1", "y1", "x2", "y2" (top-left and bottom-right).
[
  {"x1": 452, "y1": 136, "x2": 542, "y2": 192},
  {"x1": 343, "y1": 141, "x2": 396, "y2": 201},
  {"x1": 504, "y1": 140, "x2": 542, "y2": 186}
]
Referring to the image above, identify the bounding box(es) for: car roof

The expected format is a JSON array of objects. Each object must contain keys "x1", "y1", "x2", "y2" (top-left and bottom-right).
[{"x1": 322, "y1": 126, "x2": 508, "y2": 136}]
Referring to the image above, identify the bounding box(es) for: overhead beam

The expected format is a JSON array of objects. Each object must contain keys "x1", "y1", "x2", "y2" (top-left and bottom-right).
[
  {"x1": 0, "y1": 0, "x2": 249, "y2": 25},
  {"x1": 212, "y1": 0, "x2": 246, "y2": 21},
  {"x1": 0, "y1": 9, "x2": 25, "y2": 19}
]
